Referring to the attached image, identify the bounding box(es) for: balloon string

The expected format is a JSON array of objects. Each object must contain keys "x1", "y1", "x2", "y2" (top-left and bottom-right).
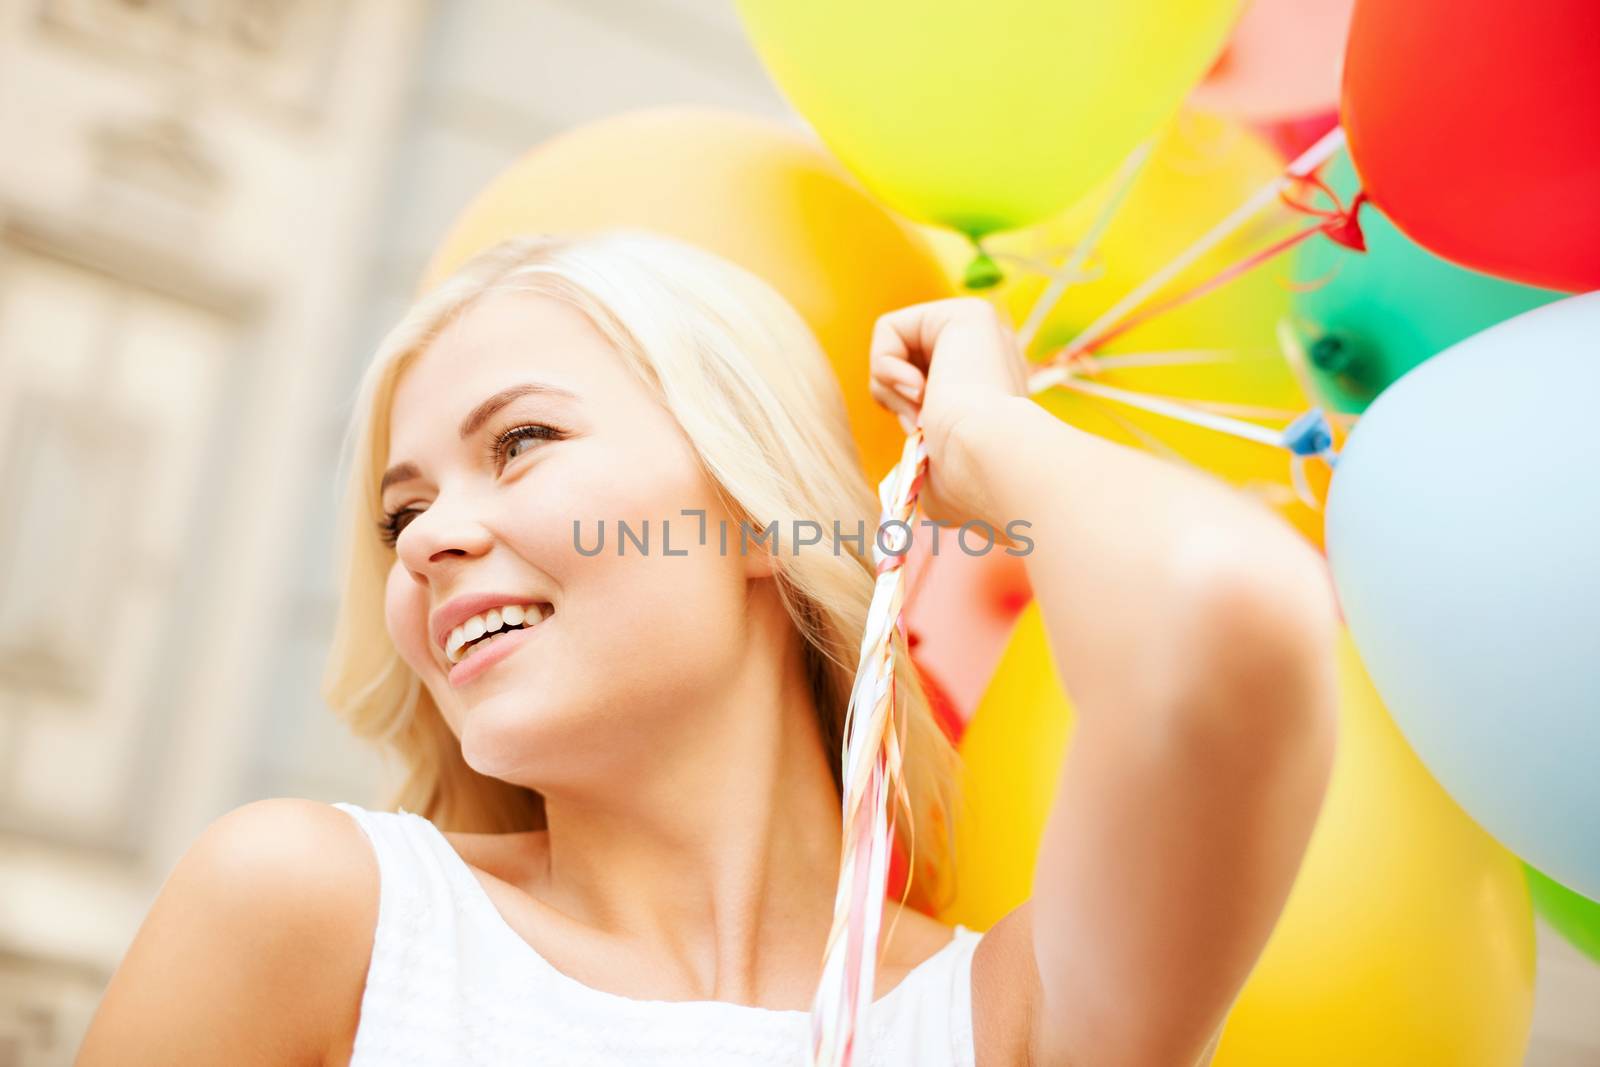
[
  {"x1": 1039, "y1": 376, "x2": 1339, "y2": 509},
  {"x1": 1166, "y1": 396, "x2": 1354, "y2": 424},
  {"x1": 809, "y1": 429, "x2": 927, "y2": 1067},
  {"x1": 1040, "y1": 126, "x2": 1348, "y2": 364},
  {"x1": 1282, "y1": 258, "x2": 1346, "y2": 294},
  {"x1": 1095, "y1": 397, "x2": 1194, "y2": 467},
  {"x1": 1074, "y1": 220, "x2": 1333, "y2": 354},
  {"x1": 1049, "y1": 377, "x2": 1285, "y2": 445},
  {"x1": 986, "y1": 250, "x2": 1105, "y2": 285},
  {"x1": 1041, "y1": 167, "x2": 1367, "y2": 365},
  {"x1": 1068, "y1": 351, "x2": 1368, "y2": 420},
  {"x1": 1017, "y1": 138, "x2": 1156, "y2": 349},
  {"x1": 1073, "y1": 349, "x2": 1240, "y2": 371}
]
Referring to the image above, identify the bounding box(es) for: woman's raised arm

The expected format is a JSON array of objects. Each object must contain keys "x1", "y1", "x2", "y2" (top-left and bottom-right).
[{"x1": 870, "y1": 298, "x2": 1339, "y2": 1066}]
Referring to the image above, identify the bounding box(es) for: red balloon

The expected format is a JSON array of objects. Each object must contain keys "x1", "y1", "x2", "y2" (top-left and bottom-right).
[
  {"x1": 1341, "y1": 0, "x2": 1600, "y2": 292},
  {"x1": 903, "y1": 546, "x2": 1030, "y2": 736},
  {"x1": 1256, "y1": 108, "x2": 1339, "y2": 162}
]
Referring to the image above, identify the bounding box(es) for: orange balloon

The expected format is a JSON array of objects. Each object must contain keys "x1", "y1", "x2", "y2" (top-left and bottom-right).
[{"x1": 423, "y1": 107, "x2": 953, "y2": 478}]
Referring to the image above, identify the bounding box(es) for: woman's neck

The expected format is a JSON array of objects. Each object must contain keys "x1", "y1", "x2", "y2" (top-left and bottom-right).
[{"x1": 530, "y1": 585, "x2": 847, "y2": 1004}]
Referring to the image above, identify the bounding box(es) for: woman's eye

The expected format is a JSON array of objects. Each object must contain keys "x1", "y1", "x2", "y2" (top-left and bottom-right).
[
  {"x1": 504, "y1": 434, "x2": 539, "y2": 463},
  {"x1": 377, "y1": 507, "x2": 419, "y2": 547},
  {"x1": 376, "y1": 423, "x2": 564, "y2": 547},
  {"x1": 491, "y1": 422, "x2": 563, "y2": 469}
]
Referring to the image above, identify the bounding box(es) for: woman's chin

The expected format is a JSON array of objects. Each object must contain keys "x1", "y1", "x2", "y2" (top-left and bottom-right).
[{"x1": 456, "y1": 692, "x2": 562, "y2": 773}]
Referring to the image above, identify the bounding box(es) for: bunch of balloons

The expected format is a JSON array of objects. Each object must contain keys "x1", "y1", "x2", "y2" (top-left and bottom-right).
[{"x1": 421, "y1": 0, "x2": 1598, "y2": 1062}]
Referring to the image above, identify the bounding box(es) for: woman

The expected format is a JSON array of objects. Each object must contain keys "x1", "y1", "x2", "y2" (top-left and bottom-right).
[{"x1": 76, "y1": 231, "x2": 1337, "y2": 1066}]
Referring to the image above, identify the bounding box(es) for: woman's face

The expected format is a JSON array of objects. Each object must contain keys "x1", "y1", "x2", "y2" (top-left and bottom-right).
[{"x1": 381, "y1": 292, "x2": 763, "y2": 785}]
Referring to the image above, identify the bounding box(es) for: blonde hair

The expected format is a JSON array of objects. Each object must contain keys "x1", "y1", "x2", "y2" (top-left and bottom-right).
[{"x1": 321, "y1": 230, "x2": 961, "y2": 914}]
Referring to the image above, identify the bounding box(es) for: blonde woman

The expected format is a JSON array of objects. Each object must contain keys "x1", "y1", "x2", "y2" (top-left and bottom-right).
[{"x1": 76, "y1": 231, "x2": 1337, "y2": 1066}]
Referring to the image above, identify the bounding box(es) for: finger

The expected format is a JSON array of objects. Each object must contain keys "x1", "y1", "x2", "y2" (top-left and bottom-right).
[
  {"x1": 870, "y1": 306, "x2": 943, "y2": 376},
  {"x1": 869, "y1": 377, "x2": 920, "y2": 422},
  {"x1": 872, "y1": 297, "x2": 1009, "y2": 387},
  {"x1": 870, "y1": 341, "x2": 924, "y2": 381},
  {"x1": 871, "y1": 354, "x2": 924, "y2": 404},
  {"x1": 876, "y1": 361, "x2": 928, "y2": 406},
  {"x1": 891, "y1": 376, "x2": 923, "y2": 405}
]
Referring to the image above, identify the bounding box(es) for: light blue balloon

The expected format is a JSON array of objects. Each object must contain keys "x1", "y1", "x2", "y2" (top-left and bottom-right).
[{"x1": 1327, "y1": 292, "x2": 1600, "y2": 898}]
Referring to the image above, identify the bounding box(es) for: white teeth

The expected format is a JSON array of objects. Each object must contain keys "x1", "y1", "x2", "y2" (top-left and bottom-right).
[{"x1": 443, "y1": 602, "x2": 549, "y2": 664}]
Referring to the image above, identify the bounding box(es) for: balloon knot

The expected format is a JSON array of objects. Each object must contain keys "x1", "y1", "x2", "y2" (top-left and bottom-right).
[
  {"x1": 1323, "y1": 190, "x2": 1369, "y2": 252},
  {"x1": 1281, "y1": 408, "x2": 1339, "y2": 509},
  {"x1": 1282, "y1": 175, "x2": 1369, "y2": 253},
  {"x1": 1281, "y1": 408, "x2": 1335, "y2": 458},
  {"x1": 963, "y1": 251, "x2": 1003, "y2": 290},
  {"x1": 1308, "y1": 334, "x2": 1355, "y2": 374}
]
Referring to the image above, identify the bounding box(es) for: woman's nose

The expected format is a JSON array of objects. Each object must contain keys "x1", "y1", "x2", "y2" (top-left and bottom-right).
[{"x1": 395, "y1": 498, "x2": 494, "y2": 578}]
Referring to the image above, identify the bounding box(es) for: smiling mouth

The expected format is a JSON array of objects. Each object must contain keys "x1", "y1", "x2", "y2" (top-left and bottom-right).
[{"x1": 446, "y1": 602, "x2": 553, "y2": 664}]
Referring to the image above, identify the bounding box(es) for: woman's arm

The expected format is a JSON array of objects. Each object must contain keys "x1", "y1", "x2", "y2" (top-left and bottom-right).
[
  {"x1": 954, "y1": 393, "x2": 1338, "y2": 1067},
  {"x1": 75, "y1": 798, "x2": 377, "y2": 1067},
  {"x1": 870, "y1": 298, "x2": 1339, "y2": 1066}
]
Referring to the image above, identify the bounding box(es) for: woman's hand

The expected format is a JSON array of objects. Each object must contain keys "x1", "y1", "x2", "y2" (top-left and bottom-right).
[{"x1": 867, "y1": 297, "x2": 1030, "y2": 533}]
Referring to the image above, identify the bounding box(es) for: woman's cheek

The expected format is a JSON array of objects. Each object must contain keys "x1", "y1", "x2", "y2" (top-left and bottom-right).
[
  {"x1": 384, "y1": 558, "x2": 433, "y2": 674},
  {"x1": 507, "y1": 488, "x2": 602, "y2": 588}
]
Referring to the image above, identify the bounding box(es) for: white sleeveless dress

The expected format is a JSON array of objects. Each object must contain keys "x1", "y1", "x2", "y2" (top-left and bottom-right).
[{"x1": 332, "y1": 802, "x2": 983, "y2": 1067}]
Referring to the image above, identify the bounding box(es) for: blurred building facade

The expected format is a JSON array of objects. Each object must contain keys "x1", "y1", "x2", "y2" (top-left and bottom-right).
[
  {"x1": 0, "y1": 2, "x2": 1593, "y2": 1065},
  {"x1": 0, "y1": 2, "x2": 787, "y2": 1061},
  {"x1": 0, "y1": 0, "x2": 423, "y2": 1060}
]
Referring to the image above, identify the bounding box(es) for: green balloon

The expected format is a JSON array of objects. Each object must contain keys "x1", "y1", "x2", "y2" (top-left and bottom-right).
[
  {"x1": 1526, "y1": 865, "x2": 1600, "y2": 964},
  {"x1": 1289, "y1": 151, "x2": 1562, "y2": 413}
]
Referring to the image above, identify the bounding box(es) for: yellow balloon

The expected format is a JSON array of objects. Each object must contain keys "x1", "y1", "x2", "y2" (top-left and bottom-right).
[
  {"x1": 735, "y1": 0, "x2": 1242, "y2": 237},
  {"x1": 1214, "y1": 630, "x2": 1535, "y2": 1066},
  {"x1": 422, "y1": 107, "x2": 952, "y2": 479},
  {"x1": 939, "y1": 601, "x2": 1074, "y2": 931},
  {"x1": 975, "y1": 112, "x2": 1329, "y2": 546}
]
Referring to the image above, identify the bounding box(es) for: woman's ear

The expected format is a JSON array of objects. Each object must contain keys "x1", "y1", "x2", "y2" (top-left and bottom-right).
[
  {"x1": 742, "y1": 540, "x2": 778, "y2": 580},
  {"x1": 713, "y1": 502, "x2": 780, "y2": 580}
]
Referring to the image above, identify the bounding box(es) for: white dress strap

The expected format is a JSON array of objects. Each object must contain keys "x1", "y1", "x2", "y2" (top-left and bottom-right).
[
  {"x1": 331, "y1": 801, "x2": 497, "y2": 1064},
  {"x1": 944, "y1": 926, "x2": 982, "y2": 1067}
]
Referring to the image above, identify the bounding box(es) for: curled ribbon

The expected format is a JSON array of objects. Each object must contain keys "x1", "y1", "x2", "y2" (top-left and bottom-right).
[
  {"x1": 1280, "y1": 171, "x2": 1368, "y2": 252},
  {"x1": 808, "y1": 427, "x2": 928, "y2": 1067},
  {"x1": 1279, "y1": 407, "x2": 1339, "y2": 509}
]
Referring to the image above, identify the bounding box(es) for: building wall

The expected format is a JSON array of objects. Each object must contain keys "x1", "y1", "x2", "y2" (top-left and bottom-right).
[{"x1": 0, "y1": 1, "x2": 425, "y2": 1061}]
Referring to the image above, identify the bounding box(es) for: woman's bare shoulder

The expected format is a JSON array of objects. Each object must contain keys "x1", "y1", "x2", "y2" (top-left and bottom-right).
[
  {"x1": 186, "y1": 796, "x2": 375, "y2": 880},
  {"x1": 76, "y1": 798, "x2": 376, "y2": 1066},
  {"x1": 162, "y1": 797, "x2": 379, "y2": 937}
]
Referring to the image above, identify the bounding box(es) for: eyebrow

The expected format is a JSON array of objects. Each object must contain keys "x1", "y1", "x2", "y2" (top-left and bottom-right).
[{"x1": 379, "y1": 381, "x2": 577, "y2": 494}]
